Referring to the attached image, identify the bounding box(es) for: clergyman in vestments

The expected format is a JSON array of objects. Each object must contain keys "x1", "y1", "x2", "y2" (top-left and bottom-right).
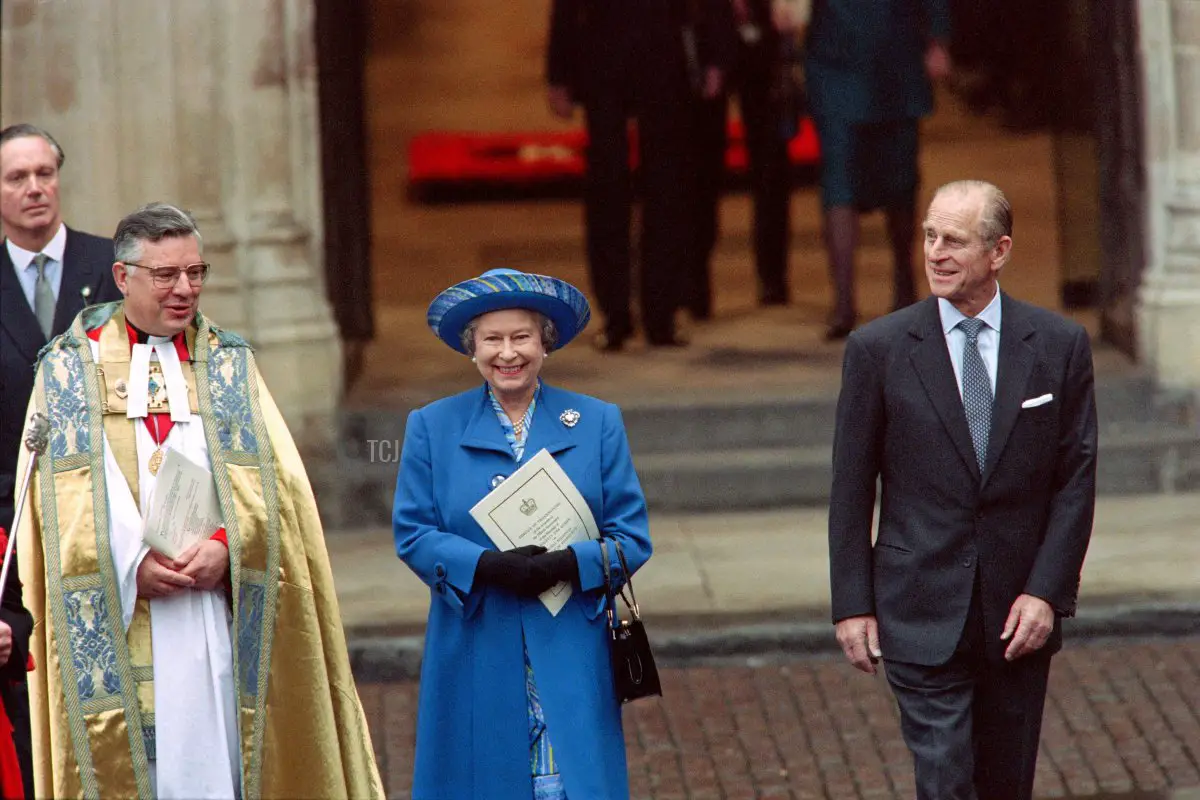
[{"x1": 16, "y1": 203, "x2": 383, "y2": 799}]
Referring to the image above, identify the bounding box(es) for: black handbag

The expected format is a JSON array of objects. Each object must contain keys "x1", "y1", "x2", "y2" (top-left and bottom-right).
[{"x1": 600, "y1": 538, "x2": 662, "y2": 704}]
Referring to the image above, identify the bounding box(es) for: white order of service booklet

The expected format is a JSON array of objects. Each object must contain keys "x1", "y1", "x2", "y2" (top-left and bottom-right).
[
  {"x1": 143, "y1": 448, "x2": 224, "y2": 560},
  {"x1": 470, "y1": 448, "x2": 600, "y2": 616}
]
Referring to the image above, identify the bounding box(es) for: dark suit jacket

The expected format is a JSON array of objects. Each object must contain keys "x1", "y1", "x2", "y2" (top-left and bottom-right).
[
  {"x1": 829, "y1": 294, "x2": 1098, "y2": 666},
  {"x1": 546, "y1": 0, "x2": 733, "y2": 102},
  {"x1": 0, "y1": 227, "x2": 121, "y2": 532},
  {"x1": 0, "y1": 226, "x2": 117, "y2": 797}
]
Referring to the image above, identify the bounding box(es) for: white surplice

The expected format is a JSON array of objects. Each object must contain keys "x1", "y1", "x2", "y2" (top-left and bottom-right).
[{"x1": 91, "y1": 336, "x2": 240, "y2": 799}]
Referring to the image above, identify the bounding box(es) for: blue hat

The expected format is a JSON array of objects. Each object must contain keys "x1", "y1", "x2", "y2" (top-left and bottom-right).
[{"x1": 427, "y1": 268, "x2": 592, "y2": 354}]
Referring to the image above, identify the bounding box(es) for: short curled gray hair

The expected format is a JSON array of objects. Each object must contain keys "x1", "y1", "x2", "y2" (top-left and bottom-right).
[
  {"x1": 113, "y1": 202, "x2": 204, "y2": 265},
  {"x1": 460, "y1": 311, "x2": 558, "y2": 356}
]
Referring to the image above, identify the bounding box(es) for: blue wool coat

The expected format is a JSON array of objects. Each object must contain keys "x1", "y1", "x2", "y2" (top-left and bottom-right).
[{"x1": 392, "y1": 383, "x2": 652, "y2": 800}]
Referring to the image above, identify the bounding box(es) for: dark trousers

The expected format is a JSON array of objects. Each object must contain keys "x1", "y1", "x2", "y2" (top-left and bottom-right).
[
  {"x1": 582, "y1": 41, "x2": 690, "y2": 343},
  {"x1": 883, "y1": 574, "x2": 1052, "y2": 800},
  {"x1": 687, "y1": 37, "x2": 791, "y2": 315}
]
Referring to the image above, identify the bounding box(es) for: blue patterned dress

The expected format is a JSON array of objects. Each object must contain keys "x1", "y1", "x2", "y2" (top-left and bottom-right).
[{"x1": 486, "y1": 384, "x2": 568, "y2": 800}]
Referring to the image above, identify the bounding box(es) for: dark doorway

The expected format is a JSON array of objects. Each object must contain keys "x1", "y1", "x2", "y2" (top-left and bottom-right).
[
  {"x1": 315, "y1": 0, "x2": 375, "y2": 384},
  {"x1": 1051, "y1": 0, "x2": 1145, "y2": 357}
]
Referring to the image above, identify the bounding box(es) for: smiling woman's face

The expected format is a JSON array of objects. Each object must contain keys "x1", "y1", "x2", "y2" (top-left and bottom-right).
[{"x1": 472, "y1": 308, "x2": 546, "y2": 403}]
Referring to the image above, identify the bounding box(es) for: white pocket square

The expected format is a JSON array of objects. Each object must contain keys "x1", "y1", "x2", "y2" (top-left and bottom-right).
[{"x1": 1021, "y1": 393, "x2": 1054, "y2": 409}]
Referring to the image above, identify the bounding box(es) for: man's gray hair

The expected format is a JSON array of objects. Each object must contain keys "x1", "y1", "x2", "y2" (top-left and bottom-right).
[
  {"x1": 460, "y1": 312, "x2": 559, "y2": 356},
  {"x1": 0, "y1": 123, "x2": 66, "y2": 169},
  {"x1": 934, "y1": 179, "x2": 1013, "y2": 246},
  {"x1": 113, "y1": 202, "x2": 203, "y2": 264}
]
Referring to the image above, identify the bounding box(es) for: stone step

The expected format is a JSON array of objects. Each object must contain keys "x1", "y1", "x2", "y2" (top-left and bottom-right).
[
  {"x1": 310, "y1": 422, "x2": 1200, "y2": 525},
  {"x1": 334, "y1": 374, "x2": 1191, "y2": 460},
  {"x1": 313, "y1": 374, "x2": 1200, "y2": 526},
  {"x1": 636, "y1": 446, "x2": 831, "y2": 512},
  {"x1": 623, "y1": 396, "x2": 836, "y2": 453},
  {"x1": 630, "y1": 424, "x2": 1200, "y2": 512}
]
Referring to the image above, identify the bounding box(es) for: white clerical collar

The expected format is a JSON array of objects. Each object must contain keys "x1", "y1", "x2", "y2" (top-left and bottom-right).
[
  {"x1": 127, "y1": 337, "x2": 191, "y2": 422},
  {"x1": 938, "y1": 283, "x2": 1002, "y2": 335},
  {"x1": 5, "y1": 222, "x2": 66, "y2": 271}
]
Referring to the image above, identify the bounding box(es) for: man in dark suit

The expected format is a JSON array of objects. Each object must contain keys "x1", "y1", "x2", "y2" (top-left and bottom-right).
[
  {"x1": 829, "y1": 180, "x2": 1097, "y2": 799},
  {"x1": 0, "y1": 123, "x2": 121, "y2": 798},
  {"x1": 546, "y1": 0, "x2": 729, "y2": 350},
  {"x1": 686, "y1": 0, "x2": 794, "y2": 319}
]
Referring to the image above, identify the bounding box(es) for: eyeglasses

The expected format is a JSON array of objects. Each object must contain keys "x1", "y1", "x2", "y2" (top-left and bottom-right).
[{"x1": 125, "y1": 262, "x2": 210, "y2": 289}]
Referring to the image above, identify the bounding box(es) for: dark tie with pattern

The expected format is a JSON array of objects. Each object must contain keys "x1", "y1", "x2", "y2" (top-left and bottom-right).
[
  {"x1": 32, "y1": 253, "x2": 55, "y2": 339},
  {"x1": 958, "y1": 317, "x2": 993, "y2": 472}
]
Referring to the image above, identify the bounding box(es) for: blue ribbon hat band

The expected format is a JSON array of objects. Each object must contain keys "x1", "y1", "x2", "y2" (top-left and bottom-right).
[{"x1": 427, "y1": 268, "x2": 592, "y2": 354}]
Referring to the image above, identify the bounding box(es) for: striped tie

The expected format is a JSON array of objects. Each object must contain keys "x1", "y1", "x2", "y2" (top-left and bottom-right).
[{"x1": 957, "y1": 317, "x2": 992, "y2": 473}]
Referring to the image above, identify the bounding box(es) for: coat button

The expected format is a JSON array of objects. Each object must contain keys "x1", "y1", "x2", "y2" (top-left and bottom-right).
[
  {"x1": 436, "y1": 583, "x2": 445, "y2": 594},
  {"x1": 435, "y1": 565, "x2": 446, "y2": 578},
  {"x1": 962, "y1": 556, "x2": 975, "y2": 568}
]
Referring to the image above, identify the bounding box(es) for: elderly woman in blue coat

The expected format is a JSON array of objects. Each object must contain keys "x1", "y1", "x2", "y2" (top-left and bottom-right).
[{"x1": 392, "y1": 269, "x2": 652, "y2": 800}]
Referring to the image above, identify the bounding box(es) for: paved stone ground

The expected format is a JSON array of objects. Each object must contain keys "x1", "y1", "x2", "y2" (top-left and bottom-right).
[{"x1": 358, "y1": 636, "x2": 1200, "y2": 799}]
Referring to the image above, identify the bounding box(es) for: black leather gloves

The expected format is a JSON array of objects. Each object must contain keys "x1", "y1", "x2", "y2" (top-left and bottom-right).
[
  {"x1": 475, "y1": 546, "x2": 578, "y2": 597},
  {"x1": 476, "y1": 547, "x2": 552, "y2": 596},
  {"x1": 533, "y1": 548, "x2": 578, "y2": 586}
]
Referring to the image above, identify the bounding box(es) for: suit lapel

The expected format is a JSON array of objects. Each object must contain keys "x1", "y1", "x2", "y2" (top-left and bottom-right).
[
  {"x1": 908, "y1": 298, "x2": 981, "y2": 481},
  {"x1": 53, "y1": 227, "x2": 101, "y2": 332},
  {"x1": 982, "y1": 294, "x2": 1037, "y2": 484},
  {"x1": 0, "y1": 243, "x2": 47, "y2": 364}
]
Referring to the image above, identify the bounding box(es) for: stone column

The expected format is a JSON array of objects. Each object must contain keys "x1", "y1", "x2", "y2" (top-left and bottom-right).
[
  {"x1": 1137, "y1": 0, "x2": 1200, "y2": 388},
  {"x1": 1, "y1": 0, "x2": 340, "y2": 452}
]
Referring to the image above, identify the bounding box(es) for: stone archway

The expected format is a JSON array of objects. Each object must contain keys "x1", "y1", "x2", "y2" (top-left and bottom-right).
[{"x1": 1, "y1": 0, "x2": 342, "y2": 452}]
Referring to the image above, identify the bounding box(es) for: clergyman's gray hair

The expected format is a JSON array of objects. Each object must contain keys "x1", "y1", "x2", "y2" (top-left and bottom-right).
[
  {"x1": 0, "y1": 123, "x2": 66, "y2": 169},
  {"x1": 113, "y1": 202, "x2": 203, "y2": 264},
  {"x1": 460, "y1": 311, "x2": 559, "y2": 356},
  {"x1": 933, "y1": 179, "x2": 1013, "y2": 246}
]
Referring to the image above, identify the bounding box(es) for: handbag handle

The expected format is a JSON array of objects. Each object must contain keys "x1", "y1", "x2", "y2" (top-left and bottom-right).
[
  {"x1": 599, "y1": 537, "x2": 641, "y2": 626},
  {"x1": 610, "y1": 538, "x2": 641, "y2": 622}
]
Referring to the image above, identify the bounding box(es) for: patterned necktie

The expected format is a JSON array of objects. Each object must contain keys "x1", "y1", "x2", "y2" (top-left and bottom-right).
[
  {"x1": 958, "y1": 317, "x2": 993, "y2": 472},
  {"x1": 32, "y1": 253, "x2": 55, "y2": 339}
]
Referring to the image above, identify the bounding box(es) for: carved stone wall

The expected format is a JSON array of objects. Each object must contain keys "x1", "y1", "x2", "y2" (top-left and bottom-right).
[
  {"x1": 1, "y1": 0, "x2": 340, "y2": 451},
  {"x1": 1137, "y1": 0, "x2": 1200, "y2": 388}
]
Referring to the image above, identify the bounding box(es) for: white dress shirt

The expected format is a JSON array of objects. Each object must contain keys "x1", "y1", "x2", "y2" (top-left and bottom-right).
[
  {"x1": 938, "y1": 285, "x2": 1002, "y2": 398},
  {"x1": 6, "y1": 223, "x2": 66, "y2": 311}
]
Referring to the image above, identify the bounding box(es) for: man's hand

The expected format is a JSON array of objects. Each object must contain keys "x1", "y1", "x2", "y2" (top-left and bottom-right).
[
  {"x1": 547, "y1": 85, "x2": 575, "y2": 120},
  {"x1": 835, "y1": 614, "x2": 882, "y2": 675},
  {"x1": 0, "y1": 620, "x2": 11, "y2": 667},
  {"x1": 137, "y1": 551, "x2": 195, "y2": 599},
  {"x1": 771, "y1": 0, "x2": 807, "y2": 34},
  {"x1": 177, "y1": 541, "x2": 230, "y2": 591},
  {"x1": 924, "y1": 41, "x2": 952, "y2": 81},
  {"x1": 1000, "y1": 594, "x2": 1055, "y2": 661}
]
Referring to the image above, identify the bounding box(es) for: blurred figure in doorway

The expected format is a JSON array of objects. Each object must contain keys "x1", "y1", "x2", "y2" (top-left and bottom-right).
[{"x1": 805, "y1": 0, "x2": 951, "y2": 339}]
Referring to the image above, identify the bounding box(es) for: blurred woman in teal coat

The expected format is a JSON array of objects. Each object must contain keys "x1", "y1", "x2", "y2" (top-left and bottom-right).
[
  {"x1": 804, "y1": 0, "x2": 951, "y2": 338},
  {"x1": 392, "y1": 268, "x2": 652, "y2": 799}
]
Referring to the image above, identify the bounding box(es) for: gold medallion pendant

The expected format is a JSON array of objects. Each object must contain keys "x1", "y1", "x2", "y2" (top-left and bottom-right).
[{"x1": 148, "y1": 448, "x2": 165, "y2": 476}]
